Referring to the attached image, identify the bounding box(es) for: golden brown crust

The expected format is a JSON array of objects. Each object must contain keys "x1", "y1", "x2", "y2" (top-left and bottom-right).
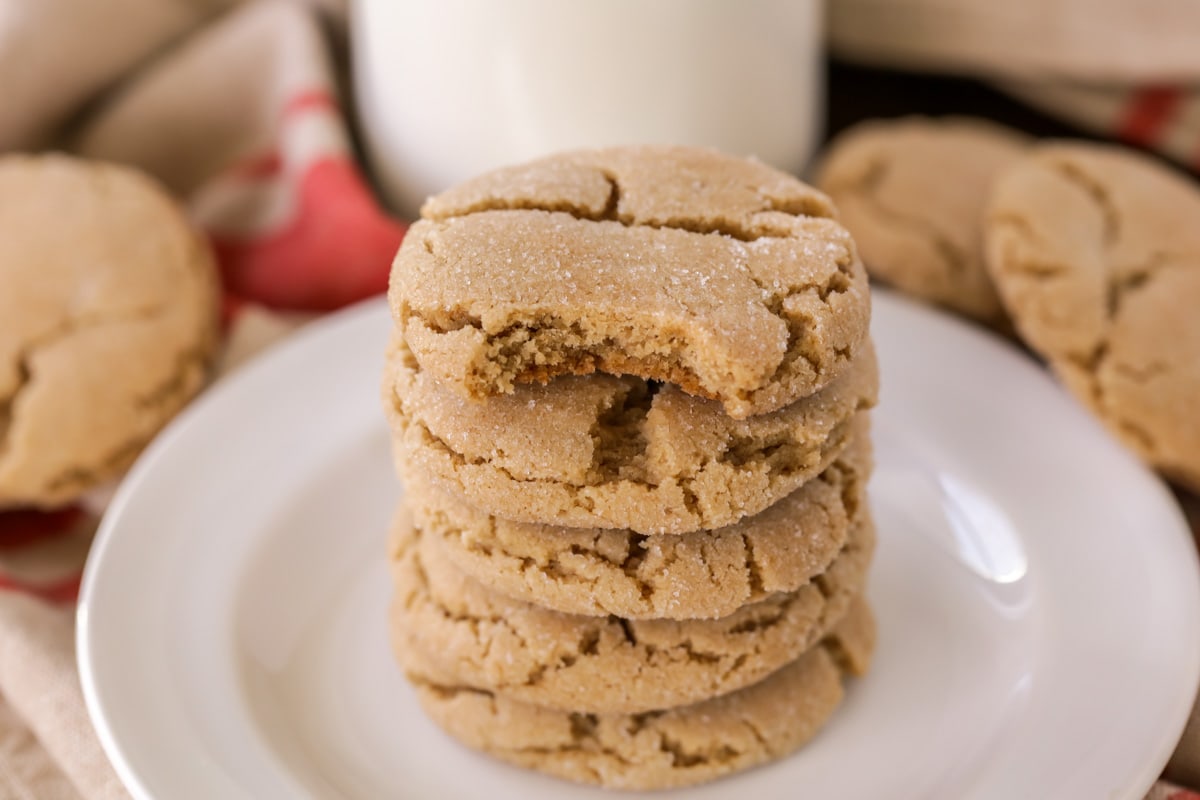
[
  {"x1": 390, "y1": 145, "x2": 871, "y2": 418},
  {"x1": 398, "y1": 599, "x2": 875, "y2": 790},
  {"x1": 384, "y1": 332, "x2": 878, "y2": 534},
  {"x1": 388, "y1": 503, "x2": 874, "y2": 714},
  {"x1": 405, "y1": 428, "x2": 872, "y2": 620},
  {"x1": 381, "y1": 144, "x2": 883, "y2": 791}
]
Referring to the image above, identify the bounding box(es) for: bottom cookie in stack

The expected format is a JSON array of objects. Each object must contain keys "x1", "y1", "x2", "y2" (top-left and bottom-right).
[
  {"x1": 399, "y1": 599, "x2": 874, "y2": 791},
  {"x1": 385, "y1": 488, "x2": 876, "y2": 788}
]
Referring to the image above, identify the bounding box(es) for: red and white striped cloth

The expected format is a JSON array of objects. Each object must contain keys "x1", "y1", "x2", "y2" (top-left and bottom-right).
[
  {"x1": 1004, "y1": 82, "x2": 1200, "y2": 169},
  {"x1": 1, "y1": 0, "x2": 1199, "y2": 797}
]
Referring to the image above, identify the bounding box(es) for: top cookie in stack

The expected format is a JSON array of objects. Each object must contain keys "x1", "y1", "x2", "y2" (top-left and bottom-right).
[
  {"x1": 391, "y1": 145, "x2": 871, "y2": 420},
  {"x1": 383, "y1": 145, "x2": 879, "y2": 790}
]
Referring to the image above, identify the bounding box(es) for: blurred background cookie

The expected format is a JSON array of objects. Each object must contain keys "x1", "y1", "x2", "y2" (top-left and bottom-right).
[
  {"x1": 816, "y1": 116, "x2": 1030, "y2": 324},
  {"x1": 985, "y1": 142, "x2": 1200, "y2": 493},
  {"x1": 0, "y1": 154, "x2": 218, "y2": 509}
]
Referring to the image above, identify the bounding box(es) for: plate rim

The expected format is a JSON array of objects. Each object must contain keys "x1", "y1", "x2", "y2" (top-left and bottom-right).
[
  {"x1": 77, "y1": 299, "x2": 391, "y2": 800},
  {"x1": 77, "y1": 290, "x2": 1200, "y2": 799}
]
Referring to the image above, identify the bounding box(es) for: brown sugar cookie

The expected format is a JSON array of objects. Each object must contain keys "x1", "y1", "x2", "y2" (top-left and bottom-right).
[
  {"x1": 0, "y1": 154, "x2": 218, "y2": 508},
  {"x1": 384, "y1": 332, "x2": 877, "y2": 535},
  {"x1": 985, "y1": 142, "x2": 1200, "y2": 492},
  {"x1": 397, "y1": 597, "x2": 875, "y2": 791},
  {"x1": 405, "y1": 422, "x2": 872, "y2": 620},
  {"x1": 389, "y1": 145, "x2": 871, "y2": 419},
  {"x1": 387, "y1": 503, "x2": 874, "y2": 714},
  {"x1": 815, "y1": 116, "x2": 1029, "y2": 323}
]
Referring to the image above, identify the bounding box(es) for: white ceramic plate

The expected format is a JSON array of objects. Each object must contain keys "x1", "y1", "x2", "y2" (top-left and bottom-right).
[{"x1": 79, "y1": 291, "x2": 1200, "y2": 799}]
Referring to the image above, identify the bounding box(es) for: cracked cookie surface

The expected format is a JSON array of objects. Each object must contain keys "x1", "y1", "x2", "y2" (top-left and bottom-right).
[
  {"x1": 405, "y1": 421, "x2": 871, "y2": 620},
  {"x1": 397, "y1": 597, "x2": 875, "y2": 790},
  {"x1": 985, "y1": 142, "x2": 1200, "y2": 492},
  {"x1": 385, "y1": 332, "x2": 877, "y2": 534},
  {"x1": 388, "y1": 503, "x2": 874, "y2": 714},
  {"x1": 816, "y1": 116, "x2": 1029, "y2": 324},
  {"x1": 389, "y1": 145, "x2": 871, "y2": 419},
  {"x1": 0, "y1": 155, "x2": 218, "y2": 508}
]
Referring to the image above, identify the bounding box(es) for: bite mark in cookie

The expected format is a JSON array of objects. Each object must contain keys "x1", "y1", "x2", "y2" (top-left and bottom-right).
[
  {"x1": 390, "y1": 145, "x2": 871, "y2": 418},
  {"x1": 385, "y1": 332, "x2": 878, "y2": 534}
]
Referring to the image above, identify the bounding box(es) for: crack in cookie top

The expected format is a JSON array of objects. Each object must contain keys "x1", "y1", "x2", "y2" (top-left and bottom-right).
[
  {"x1": 397, "y1": 598, "x2": 875, "y2": 791},
  {"x1": 405, "y1": 427, "x2": 872, "y2": 620},
  {"x1": 388, "y1": 505, "x2": 875, "y2": 715},
  {"x1": 389, "y1": 145, "x2": 871, "y2": 419}
]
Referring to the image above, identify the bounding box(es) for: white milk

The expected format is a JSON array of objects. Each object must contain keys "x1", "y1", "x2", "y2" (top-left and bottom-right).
[{"x1": 352, "y1": 0, "x2": 824, "y2": 216}]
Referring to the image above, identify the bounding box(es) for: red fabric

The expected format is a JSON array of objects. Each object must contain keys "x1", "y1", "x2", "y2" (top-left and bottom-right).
[
  {"x1": 283, "y1": 88, "x2": 338, "y2": 117},
  {"x1": 0, "y1": 507, "x2": 83, "y2": 550},
  {"x1": 227, "y1": 151, "x2": 283, "y2": 180},
  {"x1": 0, "y1": 506, "x2": 86, "y2": 604},
  {"x1": 1117, "y1": 86, "x2": 1184, "y2": 147},
  {"x1": 0, "y1": 573, "x2": 81, "y2": 605},
  {"x1": 212, "y1": 156, "x2": 406, "y2": 312}
]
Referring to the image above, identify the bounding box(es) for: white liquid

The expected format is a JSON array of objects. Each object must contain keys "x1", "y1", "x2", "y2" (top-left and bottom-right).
[{"x1": 353, "y1": 0, "x2": 823, "y2": 216}]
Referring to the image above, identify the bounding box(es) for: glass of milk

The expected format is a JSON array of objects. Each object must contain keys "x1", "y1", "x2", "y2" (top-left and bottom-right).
[{"x1": 353, "y1": 0, "x2": 824, "y2": 216}]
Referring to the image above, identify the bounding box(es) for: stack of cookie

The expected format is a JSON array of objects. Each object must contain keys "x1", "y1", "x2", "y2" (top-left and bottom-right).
[{"x1": 382, "y1": 146, "x2": 880, "y2": 790}]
